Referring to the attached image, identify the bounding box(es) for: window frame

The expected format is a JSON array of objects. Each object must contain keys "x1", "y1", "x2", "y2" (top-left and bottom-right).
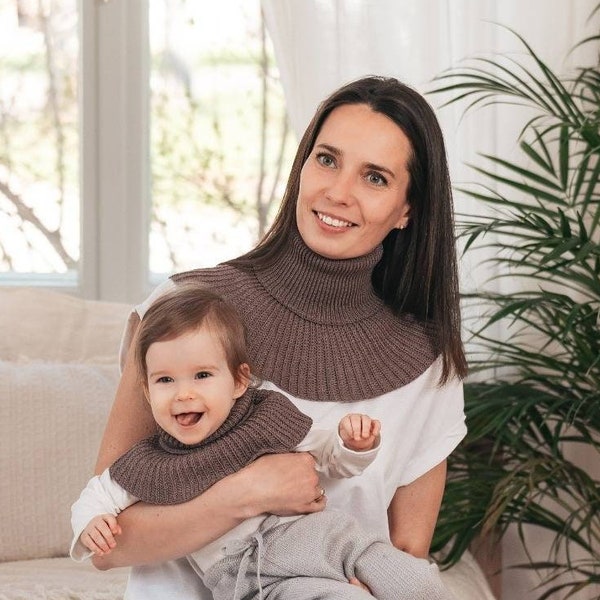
[
  {"x1": 2, "y1": 0, "x2": 284, "y2": 304},
  {"x1": 81, "y1": 0, "x2": 151, "y2": 303},
  {"x1": 1, "y1": 0, "x2": 152, "y2": 303}
]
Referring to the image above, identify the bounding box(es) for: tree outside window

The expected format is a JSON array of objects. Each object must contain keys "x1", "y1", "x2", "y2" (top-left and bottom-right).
[{"x1": 0, "y1": 0, "x2": 292, "y2": 287}]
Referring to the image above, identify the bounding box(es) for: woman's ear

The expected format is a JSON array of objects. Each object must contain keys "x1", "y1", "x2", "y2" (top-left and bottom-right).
[
  {"x1": 233, "y1": 363, "x2": 251, "y2": 399},
  {"x1": 395, "y1": 204, "x2": 411, "y2": 230}
]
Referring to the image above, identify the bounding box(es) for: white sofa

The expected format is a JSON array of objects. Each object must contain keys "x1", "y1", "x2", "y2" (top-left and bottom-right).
[{"x1": 0, "y1": 287, "x2": 497, "y2": 600}]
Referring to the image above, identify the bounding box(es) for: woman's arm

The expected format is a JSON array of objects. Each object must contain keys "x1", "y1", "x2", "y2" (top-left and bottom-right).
[
  {"x1": 93, "y1": 451, "x2": 323, "y2": 568},
  {"x1": 387, "y1": 459, "x2": 447, "y2": 558},
  {"x1": 348, "y1": 460, "x2": 447, "y2": 592},
  {"x1": 93, "y1": 313, "x2": 324, "y2": 569},
  {"x1": 95, "y1": 313, "x2": 155, "y2": 473}
]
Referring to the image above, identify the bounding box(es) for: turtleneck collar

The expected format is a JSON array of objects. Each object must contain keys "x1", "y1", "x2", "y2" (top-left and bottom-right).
[
  {"x1": 254, "y1": 227, "x2": 384, "y2": 324},
  {"x1": 172, "y1": 227, "x2": 437, "y2": 402}
]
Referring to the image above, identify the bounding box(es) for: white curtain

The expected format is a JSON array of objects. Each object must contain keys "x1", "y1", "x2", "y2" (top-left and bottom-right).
[
  {"x1": 261, "y1": 0, "x2": 596, "y2": 143},
  {"x1": 261, "y1": 2, "x2": 600, "y2": 599}
]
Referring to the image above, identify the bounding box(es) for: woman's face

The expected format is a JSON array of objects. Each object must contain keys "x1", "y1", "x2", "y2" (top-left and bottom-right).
[{"x1": 296, "y1": 103, "x2": 412, "y2": 260}]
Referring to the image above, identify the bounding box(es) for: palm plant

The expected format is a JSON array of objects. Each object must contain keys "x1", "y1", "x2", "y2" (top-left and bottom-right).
[{"x1": 428, "y1": 16, "x2": 600, "y2": 600}]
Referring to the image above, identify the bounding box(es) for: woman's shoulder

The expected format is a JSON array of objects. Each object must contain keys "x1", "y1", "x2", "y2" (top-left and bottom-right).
[
  {"x1": 135, "y1": 264, "x2": 248, "y2": 319},
  {"x1": 134, "y1": 278, "x2": 177, "y2": 319},
  {"x1": 172, "y1": 263, "x2": 253, "y2": 294}
]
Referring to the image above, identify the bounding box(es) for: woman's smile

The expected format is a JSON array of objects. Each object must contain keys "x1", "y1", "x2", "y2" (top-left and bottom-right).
[{"x1": 314, "y1": 210, "x2": 356, "y2": 229}]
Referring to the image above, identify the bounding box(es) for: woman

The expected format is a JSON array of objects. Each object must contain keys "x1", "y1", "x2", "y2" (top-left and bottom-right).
[{"x1": 94, "y1": 75, "x2": 468, "y2": 598}]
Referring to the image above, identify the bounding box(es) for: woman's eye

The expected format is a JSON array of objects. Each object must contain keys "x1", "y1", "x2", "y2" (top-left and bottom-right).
[
  {"x1": 195, "y1": 371, "x2": 211, "y2": 379},
  {"x1": 366, "y1": 171, "x2": 387, "y2": 186},
  {"x1": 316, "y1": 152, "x2": 335, "y2": 168}
]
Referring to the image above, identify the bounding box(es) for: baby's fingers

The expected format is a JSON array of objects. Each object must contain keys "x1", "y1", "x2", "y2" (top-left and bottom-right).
[
  {"x1": 86, "y1": 525, "x2": 116, "y2": 555},
  {"x1": 105, "y1": 514, "x2": 122, "y2": 537},
  {"x1": 348, "y1": 413, "x2": 368, "y2": 439},
  {"x1": 351, "y1": 414, "x2": 377, "y2": 439},
  {"x1": 82, "y1": 530, "x2": 109, "y2": 555},
  {"x1": 342, "y1": 414, "x2": 377, "y2": 440},
  {"x1": 338, "y1": 415, "x2": 354, "y2": 441},
  {"x1": 96, "y1": 519, "x2": 119, "y2": 550},
  {"x1": 370, "y1": 419, "x2": 381, "y2": 438}
]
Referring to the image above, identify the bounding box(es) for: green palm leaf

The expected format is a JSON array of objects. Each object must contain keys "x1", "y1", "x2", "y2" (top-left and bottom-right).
[{"x1": 429, "y1": 15, "x2": 600, "y2": 600}]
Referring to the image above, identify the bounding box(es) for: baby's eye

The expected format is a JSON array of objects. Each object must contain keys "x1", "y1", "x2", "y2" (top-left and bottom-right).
[
  {"x1": 156, "y1": 376, "x2": 173, "y2": 384},
  {"x1": 366, "y1": 171, "x2": 387, "y2": 186},
  {"x1": 195, "y1": 371, "x2": 211, "y2": 379},
  {"x1": 316, "y1": 152, "x2": 336, "y2": 168}
]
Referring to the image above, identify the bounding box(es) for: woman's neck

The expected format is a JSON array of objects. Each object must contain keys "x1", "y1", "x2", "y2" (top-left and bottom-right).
[{"x1": 254, "y1": 228, "x2": 384, "y2": 324}]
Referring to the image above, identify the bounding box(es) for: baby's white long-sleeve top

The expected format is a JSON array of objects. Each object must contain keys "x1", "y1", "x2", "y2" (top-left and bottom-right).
[{"x1": 70, "y1": 425, "x2": 380, "y2": 569}]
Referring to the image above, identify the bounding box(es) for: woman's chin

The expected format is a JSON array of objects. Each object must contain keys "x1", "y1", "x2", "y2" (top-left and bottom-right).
[{"x1": 298, "y1": 224, "x2": 355, "y2": 260}]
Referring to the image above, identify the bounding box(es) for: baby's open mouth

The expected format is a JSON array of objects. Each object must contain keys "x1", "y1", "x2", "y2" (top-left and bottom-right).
[{"x1": 175, "y1": 412, "x2": 203, "y2": 426}]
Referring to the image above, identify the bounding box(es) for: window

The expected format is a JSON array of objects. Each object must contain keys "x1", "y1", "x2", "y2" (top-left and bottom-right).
[
  {"x1": 0, "y1": 0, "x2": 79, "y2": 284},
  {"x1": 0, "y1": 0, "x2": 292, "y2": 303},
  {"x1": 148, "y1": 0, "x2": 293, "y2": 275}
]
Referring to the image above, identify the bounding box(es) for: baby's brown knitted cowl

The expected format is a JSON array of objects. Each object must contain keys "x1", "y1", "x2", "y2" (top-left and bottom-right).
[
  {"x1": 109, "y1": 388, "x2": 312, "y2": 504},
  {"x1": 173, "y1": 228, "x2": 438, "y2": 402}
]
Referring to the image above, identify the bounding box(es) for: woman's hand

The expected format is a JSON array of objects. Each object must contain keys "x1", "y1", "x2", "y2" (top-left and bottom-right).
[{"x1": 236, "y1": 452, "x2": 327, "y2": 517}]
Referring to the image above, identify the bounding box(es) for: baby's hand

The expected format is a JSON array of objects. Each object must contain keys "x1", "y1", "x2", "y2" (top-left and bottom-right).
[
  {"x1": 80, "y1": 514, "x2": 121, "y2": 556},
  {"x1": 339, "y1": 414, "x2": 381, "y2": 452}
]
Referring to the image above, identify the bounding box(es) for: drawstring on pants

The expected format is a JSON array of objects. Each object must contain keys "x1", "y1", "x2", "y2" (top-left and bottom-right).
[{"x1": 224, "y1": 515, "x2": 279, "y2": 600}]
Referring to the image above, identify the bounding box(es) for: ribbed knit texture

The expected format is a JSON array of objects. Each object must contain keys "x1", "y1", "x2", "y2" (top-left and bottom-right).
[
  {"x1": 109, "y1": 388, "x2": 312, "y2": 505},
  {"x1": 173, "y1": 229, "x2": 437, "y2": 402}
]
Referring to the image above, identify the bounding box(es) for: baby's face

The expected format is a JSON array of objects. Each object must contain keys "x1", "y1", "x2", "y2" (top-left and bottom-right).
[{"x1": 145, "y1": 326, "x2": 247, "y2": 445}]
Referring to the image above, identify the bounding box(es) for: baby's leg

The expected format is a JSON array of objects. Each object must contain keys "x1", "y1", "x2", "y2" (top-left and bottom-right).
[
  {"x1": 354, "y1": 541, "x2": 454, "y2": 600},
  {"x1": 206, "y1": 554, "x2": 374, "y2": 600},
  {"x1": 263, "y1": 576, "x2": 374, "y2": 600},
  {"x1": 275, "y1": 510, "x2": 453, "y2": 600}
]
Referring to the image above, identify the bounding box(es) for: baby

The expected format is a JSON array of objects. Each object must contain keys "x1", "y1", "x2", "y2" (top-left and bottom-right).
[{"x1": 71, "y1": 285, "x2": 448, "y2": 600}]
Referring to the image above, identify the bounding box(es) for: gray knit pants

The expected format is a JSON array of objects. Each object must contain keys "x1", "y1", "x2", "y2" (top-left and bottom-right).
[{"x1": 202, "y1": 511, "x2": 452, "y2": 600}]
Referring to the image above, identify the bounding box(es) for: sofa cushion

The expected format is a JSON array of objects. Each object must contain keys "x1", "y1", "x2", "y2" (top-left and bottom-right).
[
  {"x1": 0, "y1": 288, "x2": 131, "y2": 364},
  {"x1": 0, "y1": 360, "x2": 119, "y2": 562},
  {"x1": 0, "y1": 557, "x2": 129, "y2": 599}
]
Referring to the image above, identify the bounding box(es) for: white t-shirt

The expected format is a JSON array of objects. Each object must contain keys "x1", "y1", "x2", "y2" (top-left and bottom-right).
[{"x1": 120, "y1": 279, "x2": 467, "y2": 599}]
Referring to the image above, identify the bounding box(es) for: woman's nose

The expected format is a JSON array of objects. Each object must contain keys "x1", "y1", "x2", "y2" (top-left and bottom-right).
[{"x1": 325, "y1": 171, "x2": 355, "y2": 205}]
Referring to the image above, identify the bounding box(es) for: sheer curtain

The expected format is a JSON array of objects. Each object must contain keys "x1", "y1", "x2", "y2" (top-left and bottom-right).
[
  {"x1": 261, "y1": 2, "x2": 599, "y2": 599},
  {"x1": 261, "y1": 0, "x2": 596, "y2": 154}
]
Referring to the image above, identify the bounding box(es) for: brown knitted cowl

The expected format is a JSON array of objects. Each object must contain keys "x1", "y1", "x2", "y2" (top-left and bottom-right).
[
  {"x1": 110, "y1": 388, "x2": 312, "y2": 505},
  {"x1": 172, "y1": 228, "x2": 438, "y2": 403}
]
